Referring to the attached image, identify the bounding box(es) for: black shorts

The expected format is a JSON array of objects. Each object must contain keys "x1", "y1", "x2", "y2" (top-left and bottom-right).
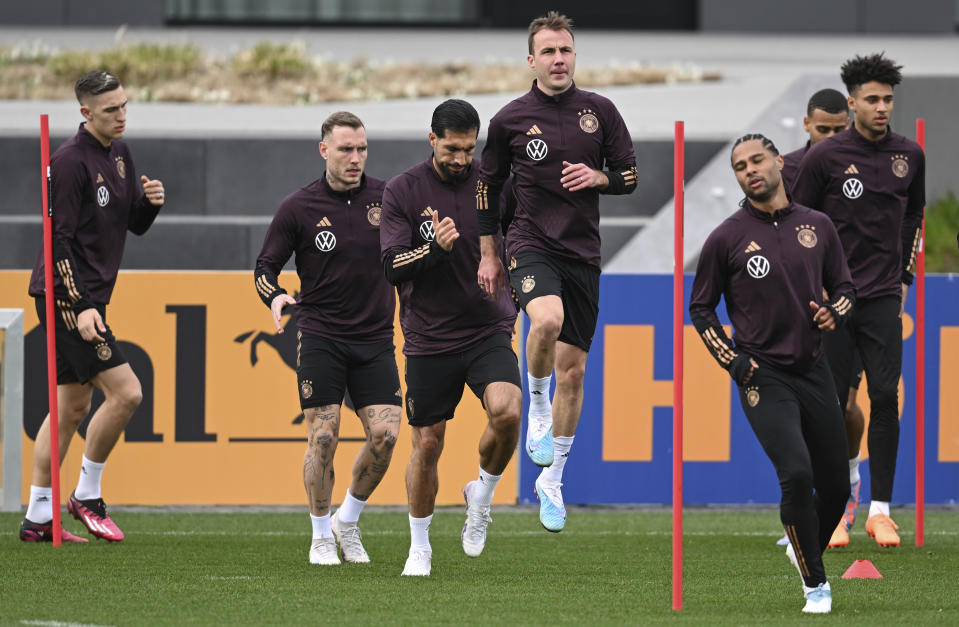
[
  {"x1": 404, "y1": 332, "x2": 521, "y2": 427},
  {"x1": 34, "y1": 297, "x2": 126, "y2": 385},
  {"x1": 508, "y1": 250, "x2": 600, "y2": 351},
  {"x1": 296, "y1": 333, "x2": 401, "y2": 410}
]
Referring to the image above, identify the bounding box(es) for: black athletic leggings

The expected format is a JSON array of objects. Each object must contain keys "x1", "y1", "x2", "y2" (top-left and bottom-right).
[
  {"x1": 738, "y1": 356, "x2": 850, "y2": 588},
  {"x1": 823, "y1": 295, "x2": 902, "y2": 502}
]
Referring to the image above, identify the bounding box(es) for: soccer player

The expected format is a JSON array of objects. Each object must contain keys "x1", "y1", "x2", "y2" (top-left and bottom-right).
[
  {"x1": 21, "y1": 70, "x2": 165, "y2": 543},
  {"x1": 781, "y1": 88, "x2": 850, "y2": 189},
  {"x1": 690, "y1": 134, "x2": 854, "y2": 614},
  {"x1": 380, "y1": 99, "x2": 522, "y2": 577},
  {"x1": 792, "y1": 54, "x2": 925, "y2": 548},
  {"x1": 254, "y1": 112, "x2": 402, "y2": 565},
  {"x1": 778, "y1": 88, "x2": 865, "y2": 549},
  {"x1": 475, "y1": 11, "x2": 637, "y2": 532}
]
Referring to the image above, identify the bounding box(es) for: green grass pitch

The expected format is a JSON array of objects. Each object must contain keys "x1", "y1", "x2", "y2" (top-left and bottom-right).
[{"x1": 2, "y1": 508, "x2": 958, "y2": 625}]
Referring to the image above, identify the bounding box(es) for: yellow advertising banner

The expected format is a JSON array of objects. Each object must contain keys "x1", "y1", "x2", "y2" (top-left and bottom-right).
[{"x1": 0, "y1": 271, "x2": 517, "y2": 506}]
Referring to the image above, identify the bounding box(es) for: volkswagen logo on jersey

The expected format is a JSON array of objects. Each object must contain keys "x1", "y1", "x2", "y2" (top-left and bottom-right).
[
  {"x1": 842, "y1": 178, "x2": 864, "y2": 199},
  {"x1": 526, "y1": 138, "x2": 548, "y2": 161},
  {"x1": 419, "y1": 219, "x2": 435, "y2": 241},
  {"x1": 314, "y1": 230, "x2": 336, "y2": 252},
  {"x1": 746, "y1": 255, "x2": 770, "y2": 279},
  {"x1": 96, "y1": 185, "x2": 110, "y2": 207}
]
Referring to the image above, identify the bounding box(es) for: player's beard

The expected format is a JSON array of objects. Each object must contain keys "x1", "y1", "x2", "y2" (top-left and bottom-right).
[
  {"x1": 744, "y1": 175, "x2": 777, "y2": 204},
  {"x1": 436, "y1": 160, "x2": 471, "y2": 183}
]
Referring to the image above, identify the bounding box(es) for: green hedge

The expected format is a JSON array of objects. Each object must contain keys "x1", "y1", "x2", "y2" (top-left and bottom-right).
[{"x1": 925, "y1": 192, "x2": 959, "y2": 273}]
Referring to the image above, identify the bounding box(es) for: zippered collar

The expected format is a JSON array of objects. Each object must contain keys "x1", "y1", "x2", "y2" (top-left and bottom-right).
[
  {"x1": 320, "y1": 171, "x2": 367, "y2": 201},
  {"x1": 743, "y1": 199, "x2": 795, "y2": 223},
  {"x1": 529, "y1": 80, "x2": 579, "y2": 105}
]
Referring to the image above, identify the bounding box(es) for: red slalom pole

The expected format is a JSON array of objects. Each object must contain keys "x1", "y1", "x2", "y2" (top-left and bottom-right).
[
  {"x1": 41, "y1": 114, "x2": 63, "y2": 546},
  {"x1": 672, "y1": 120, "x2": 685, "y2": 611},
  {"x1": 915, "y1": 118, "x2": 925, "y2": 547}
]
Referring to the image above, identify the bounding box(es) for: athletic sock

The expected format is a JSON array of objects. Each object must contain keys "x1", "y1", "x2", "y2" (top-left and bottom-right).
[
  {"x1": 74, "y1": 455, "x2": 105, "y2": 501},
  {"x1": 528, "y1": 373, "x2": 552, "y2": 416},
  {"x1": 849, "y1": 454, "x2": 861, "y2": 486},
  {"x1": 26, "y1": 486, "x2": 53, "y2": 523},
  {"x1": 473, "y1": 467, "x2": 501, "y2": 507},
  {"x1": 409, "y1": 513, "x2": 433, "y2": 552},
  {"x1": 310, "y1": 513, "x2": 333, "y2": 539},
  {"x1": 337, "y1": 490, "x2": 366, "y2": 524},
  {"x1": 869, "y1": 500, "x2": 890, "y2": 518},
  {"x1": 541, "y1": 436, "x2": 573, "y2": 484}
]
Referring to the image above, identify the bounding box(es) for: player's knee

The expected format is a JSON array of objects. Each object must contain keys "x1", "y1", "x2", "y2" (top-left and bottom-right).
[
  {"x1": 489, "y1": 401, "x2": 521, "y2": 435},
  {"x1": 868, "y1": 387, "x2": 898, "y2": 413},
  {"x1": 370, "y1": 424, "x2": 399, "y2": 456},
  {"x1": 529, "y1": 314, "x2": 562, "y2": 343},
  {"x1": 61, "y1": 399, "x2": 92, "y2": 425},
  {"x1": 108, "y1": 380, "x2": 142, "y2": 415},
  {"x1": 310, "y1": 430, "x2": 338, "y2": 455},
  {"x1": 413, "y1": 431, "x2": 443, "y2": 463},
  {"x1": 779, "y1": 469, "x2": 814, "y2": 505},
  {"x1": 556, "y1": 362, "x2": 586, "y2": 389}
]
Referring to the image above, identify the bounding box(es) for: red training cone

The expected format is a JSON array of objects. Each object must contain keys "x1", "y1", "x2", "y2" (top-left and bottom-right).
[{"x1": 842, "y1": 559, "x2": 883, "y2": 579}]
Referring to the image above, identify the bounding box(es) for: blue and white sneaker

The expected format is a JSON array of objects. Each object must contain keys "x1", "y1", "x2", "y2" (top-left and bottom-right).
[
  {"x1": 534, "y1": 476, "x2": 566, "y2": 532},
  {"x1": 776, "y1": 533, "x2": 789, "y2": 546},
  {"x1": 525, "y1": 413, "x2": 554, "y2": 467},
  {"x1": 802, "y1": 581, "x2": 832, "y2": 614}
]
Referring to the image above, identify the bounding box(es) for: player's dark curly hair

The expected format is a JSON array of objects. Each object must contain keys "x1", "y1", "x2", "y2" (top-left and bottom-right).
[
  {"x1": 730, "y1": 133, "x2": 780, "y2": 161},
  {"x1": 74, "y1": 70, "x2": 121, "y2": 103},
  {"x1": 841, "y1": 53, "x2": 902, "y2": 94}
]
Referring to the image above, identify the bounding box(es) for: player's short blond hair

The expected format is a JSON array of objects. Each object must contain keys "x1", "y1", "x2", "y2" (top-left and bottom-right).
[
  {"x1": 321, "y1": 111, "x2": 364, "y2": 141},
  {"x1": 527, "y1": 11, "x2": 574, "y2": 55}
]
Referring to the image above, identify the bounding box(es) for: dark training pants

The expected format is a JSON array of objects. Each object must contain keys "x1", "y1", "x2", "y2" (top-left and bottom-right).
[
  {"x1": 738, "y1": 357, "x2": 849, "y2": 588},
  {"x1": 823, "y1": 295, "x2": 902, "y2": 502}
]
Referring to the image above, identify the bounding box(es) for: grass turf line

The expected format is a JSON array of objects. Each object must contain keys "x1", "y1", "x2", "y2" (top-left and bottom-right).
[{"x1": 2, "y1": 510, "x2": 958, "y2": 625}]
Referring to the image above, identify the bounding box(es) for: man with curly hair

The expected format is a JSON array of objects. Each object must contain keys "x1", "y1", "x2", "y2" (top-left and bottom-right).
[{"x1": 792, "y1": 53, "x2": 925, "y2": 548}]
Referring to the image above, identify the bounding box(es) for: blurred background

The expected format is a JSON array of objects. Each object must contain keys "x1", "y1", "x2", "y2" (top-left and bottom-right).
[{"x1": 0, "y1": 2, "x2": 956, "y2": 507}]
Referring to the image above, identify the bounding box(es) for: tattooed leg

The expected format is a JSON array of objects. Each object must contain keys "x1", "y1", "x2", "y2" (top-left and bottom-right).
[
  {"x1": 302, "y1": 404, "x2": 341, "y2": 515},
  {"x1": 350, "y1": 404, "x2": 401, "y2": 500}
]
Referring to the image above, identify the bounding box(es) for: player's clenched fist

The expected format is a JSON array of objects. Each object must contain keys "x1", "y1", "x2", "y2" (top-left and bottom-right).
[
  {"x1": 432, "y1": 210, "x2": 459, "y2": 252},
  {"x1": 141, "y1": 174, "x2": 165, "y2": 206}
]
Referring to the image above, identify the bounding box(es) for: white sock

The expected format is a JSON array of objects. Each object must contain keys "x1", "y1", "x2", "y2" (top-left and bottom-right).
[
  {"x1": 473, "y1": 467, "x2": 501, "y2": 507},
  {"x1": 409, "y1": 513, "x2": 432, "y2": 553},
  {"x1": 849, "y1": 454, "x2": 861, "y2": 485},
  {"x1": 337, "y1": 490, "x2": 366, "y2": 524},
  {"x1": 528, "y1": 373, "x2": 552, "y2": 416},
  {"x1": 26, "y1": 486, "x2": 53, "y2": 523},
  {"x1": 310, "y1": 513, "x2": 333, "y2": 539},
  {"x1": 74, "y1": 455, "x2": 105, "y2": 501},
  {"x1": 869, "y1": 500, "x2": 890, "y2": 517},
  {"x1": 541, "y1": 436, "x2": 573, "y2": 483}
]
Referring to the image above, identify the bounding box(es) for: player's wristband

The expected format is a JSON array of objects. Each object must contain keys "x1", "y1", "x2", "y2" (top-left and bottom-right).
[
  {"x1": 477, "y1": 208, "x2": 501, "y2": 236},
  {"x1": 70, "y1": 297, "x2": 96, "y2": 315},
  {"x1": 603, "y1": 169, "x2": 626, "y2": 195},
  {"x1": 727, "y1": 353, "x2": 754, "y2": 386},
  {"x1": 601, "y1": 166, "x2": 637, "y2": 195}
]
